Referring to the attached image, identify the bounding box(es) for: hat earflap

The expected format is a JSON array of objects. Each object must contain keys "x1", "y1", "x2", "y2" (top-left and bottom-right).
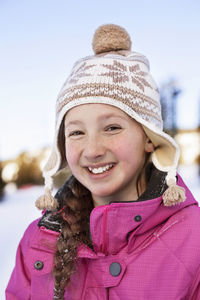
[{"x1": 145, "y1": 127, "x2": 186, "y2": 206}]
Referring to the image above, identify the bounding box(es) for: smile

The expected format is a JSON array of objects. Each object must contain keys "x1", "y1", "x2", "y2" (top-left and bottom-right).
[{"x1": 88, "y1": 164, "x2": 114, "y2": 174}]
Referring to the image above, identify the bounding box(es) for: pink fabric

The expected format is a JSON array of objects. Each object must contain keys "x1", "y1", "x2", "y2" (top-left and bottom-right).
[{"x1": 6, "y1": 175, "x2": 200, "y2": 299}]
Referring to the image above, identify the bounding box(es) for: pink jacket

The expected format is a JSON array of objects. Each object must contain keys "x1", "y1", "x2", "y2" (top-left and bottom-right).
[{"x1": 6, "y1": 175, "x2": 200, "y2": 299}]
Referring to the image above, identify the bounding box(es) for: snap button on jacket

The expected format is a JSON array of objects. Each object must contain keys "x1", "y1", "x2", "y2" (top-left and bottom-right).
[
  {"x1": 109, "y1": 262, "x2": 121, "y2": 276},
  {"x1": 34, "y1": 261, "x2": 44, "y2": 270}
]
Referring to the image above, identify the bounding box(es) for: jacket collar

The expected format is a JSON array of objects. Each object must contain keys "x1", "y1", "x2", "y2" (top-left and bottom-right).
[
  {"x1": 84, "y1": 172, "x2": 197, "y2": 256},
  {"x1": 89, "y1": 197, "x2": 162, "y2": 255}
]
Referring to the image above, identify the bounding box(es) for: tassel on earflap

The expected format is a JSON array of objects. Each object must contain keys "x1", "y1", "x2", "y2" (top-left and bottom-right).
[
  {"x1": 35, "y1": 187, "x2": 59, "y2": 211},
  {"x1": 163, "y1": 170, "x2": 186, "y2": 206},
  {"x1": 35, "y1": 176, "x2": 59, "y2": 211}
]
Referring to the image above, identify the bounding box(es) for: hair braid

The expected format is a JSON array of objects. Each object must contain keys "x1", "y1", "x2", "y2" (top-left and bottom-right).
[{"x1": 53, "y1": 176, "x2": 93, "y2": 299}]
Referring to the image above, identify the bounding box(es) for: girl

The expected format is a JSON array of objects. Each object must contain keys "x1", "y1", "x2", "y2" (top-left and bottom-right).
[{"x1": 6, "y1": 24, "x2": 200, "y2": 300}]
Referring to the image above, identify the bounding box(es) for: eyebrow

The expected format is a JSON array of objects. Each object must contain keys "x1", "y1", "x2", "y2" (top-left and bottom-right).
[
  {"x1": 65, "y1": 113, "x2": 127, "y2": 127},
  {"x1": 98, "y1": 113, "x2": 126, "y2": 121},
  {"x1": 65, "y1": 120, "x2": 83, "y2": 127}
]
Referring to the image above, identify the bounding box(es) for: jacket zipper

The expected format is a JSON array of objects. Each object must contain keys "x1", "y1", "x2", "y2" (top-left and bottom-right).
[
  {"x1": 102, "y1": 206, "x2": 109, "y2": 254},
  {"x1": 106, "y1": 287, "x2": 109, "y2": 299}
]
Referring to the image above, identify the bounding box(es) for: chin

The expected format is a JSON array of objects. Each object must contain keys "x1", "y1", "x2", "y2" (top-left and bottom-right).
[{"x1": 90, "y1": 187, "x2": 118, "y2": 198}]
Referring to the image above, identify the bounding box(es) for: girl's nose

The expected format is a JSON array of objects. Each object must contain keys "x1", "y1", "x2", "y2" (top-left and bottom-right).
[{"x1": 83, "y1": 135, "x2": 106, "y2": 161}]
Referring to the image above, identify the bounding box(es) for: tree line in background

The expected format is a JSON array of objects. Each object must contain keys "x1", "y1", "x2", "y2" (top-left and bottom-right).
[
  {"x1": 0, "y1": 150, "x2": 45, "y2": 199},
  {"x1": 0, "y1": 148, "x2": 71, "y2": 201}
]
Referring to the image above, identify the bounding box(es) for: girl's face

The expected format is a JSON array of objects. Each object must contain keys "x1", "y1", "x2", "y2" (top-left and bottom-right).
[{"x1": 64, "y1": 104, "x2": 154, "y2": 206}]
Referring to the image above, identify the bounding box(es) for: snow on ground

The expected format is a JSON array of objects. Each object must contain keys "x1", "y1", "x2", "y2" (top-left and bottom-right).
[{"x1": 0, "y1": 165, "x2": 199, "y2": 299}]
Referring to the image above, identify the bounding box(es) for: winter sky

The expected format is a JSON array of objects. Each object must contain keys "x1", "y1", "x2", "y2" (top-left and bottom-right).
[{"x1": 1, "y1": 0, "x2": 200, "y2": 160}]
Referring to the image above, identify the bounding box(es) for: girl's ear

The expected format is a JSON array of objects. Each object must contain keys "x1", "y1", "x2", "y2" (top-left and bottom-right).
[{"x1": 145, "y1": 139, "x2": 154, "y2": 153}]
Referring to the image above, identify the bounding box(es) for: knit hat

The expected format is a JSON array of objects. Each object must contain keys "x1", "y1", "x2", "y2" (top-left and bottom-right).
[{"x1": 35, "y1": 24, "x2": 185, "y2": 210}]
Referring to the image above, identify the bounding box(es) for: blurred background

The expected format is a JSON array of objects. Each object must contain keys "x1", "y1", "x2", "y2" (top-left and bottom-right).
[{"x1": 1, "y1": 0, "x2": 200, "y2": 298}]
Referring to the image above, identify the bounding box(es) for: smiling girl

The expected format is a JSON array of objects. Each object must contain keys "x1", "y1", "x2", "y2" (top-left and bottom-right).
[
  {"x1": 6, "y1": 24, "x2": 200, "y2": 300},
  {"x1": 64, "y1": 104, "x2": 154, "y2": 207}
]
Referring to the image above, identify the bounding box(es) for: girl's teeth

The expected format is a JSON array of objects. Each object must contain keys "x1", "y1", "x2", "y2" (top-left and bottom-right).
[{"x1": 88, "y1": 164, "x2": 113, "y2": 174}]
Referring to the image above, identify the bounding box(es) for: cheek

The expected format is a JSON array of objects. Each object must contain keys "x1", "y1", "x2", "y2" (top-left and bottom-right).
[
  {"x1": 112, "y1": 136, "x2": 146, "y2": 162},
  {"x1": 110, "y1": 139, "x2": 133, "y2": 160},
  {"x1": 65, "y1": 142, "x2": 79, "y2": 167}
]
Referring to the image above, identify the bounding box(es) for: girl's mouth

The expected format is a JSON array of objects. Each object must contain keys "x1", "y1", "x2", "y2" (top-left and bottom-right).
[{"x1": 88, "y1": 164, "x2": 114, "y2": 174}]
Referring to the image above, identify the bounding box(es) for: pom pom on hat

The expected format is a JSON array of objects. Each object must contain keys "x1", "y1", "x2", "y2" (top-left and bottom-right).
[{"x1": 92, "y1": 24, "x2": 132, "y2": 54}]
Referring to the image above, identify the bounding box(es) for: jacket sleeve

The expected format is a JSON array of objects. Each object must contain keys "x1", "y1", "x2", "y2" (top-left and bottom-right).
[
  {"x1": 5, "y1": 219, "x2": 40, "y2": 300},
  {"x1": 5, "y1": 240, "x2": 31, "y2": 300},
  {"x1": 5, "y1": 217, "x2": 56, "y2": 299},
  {"x1": 187, "y1": 265, "x2": 200, "y2": 300}
]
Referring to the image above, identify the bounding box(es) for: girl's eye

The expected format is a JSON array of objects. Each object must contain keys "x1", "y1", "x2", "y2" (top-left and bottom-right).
[
  {"x1": 68, "y1": 130, "x2": 84, "y2": 137},
  {"x1": 106, "y1": 125, "x2": 122, "y2": 132}
]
